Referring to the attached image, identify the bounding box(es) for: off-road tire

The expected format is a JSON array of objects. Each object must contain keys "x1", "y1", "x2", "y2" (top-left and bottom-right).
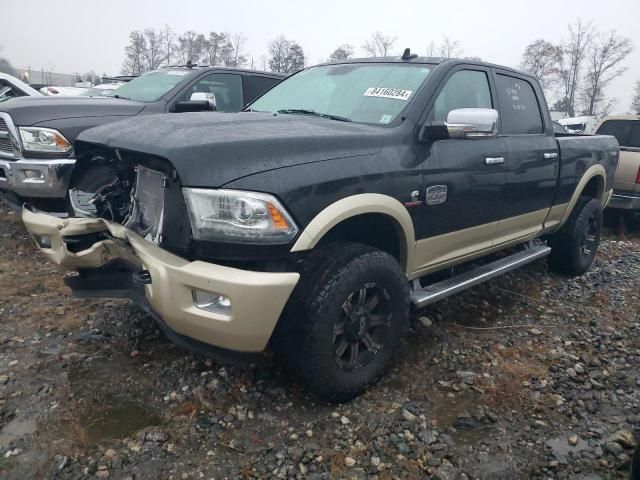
[
  {"x1": 272, "y1": 242, "x2": 410, "y2": 403},
  {"x1": 548, "y1": 197, "x2": 603, "y2": 276}
]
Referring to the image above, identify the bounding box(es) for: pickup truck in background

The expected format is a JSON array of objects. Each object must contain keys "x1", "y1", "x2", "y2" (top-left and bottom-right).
[
  {"x1": 0, "y1": 72, "x2": 42, "y2": 103},
  {"x1": 0, "y1": 65, "x2": 284, "y2": 211},
  {"x1": 23, "y1": 54, "x2": 619, "y2": 401},
  {"x1": 595, "y1": 116, "x2": 640, "y2": 211}
]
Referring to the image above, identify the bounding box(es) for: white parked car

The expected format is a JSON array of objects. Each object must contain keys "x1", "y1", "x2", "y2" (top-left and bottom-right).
[
  {"x1": 78, "y1": 83, "x2": 123, "y2": 97},
  {"x1": 558, "y1": 115, "x2": 598, "y2": 134},
  {"x1": 39, "y1": 86, "x2": 88, "y2": 96},
  {"x1": 0, "y1": 72, "x2": 42, "y2": 102}
]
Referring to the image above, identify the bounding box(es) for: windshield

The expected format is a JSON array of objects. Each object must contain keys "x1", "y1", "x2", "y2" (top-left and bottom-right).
[
  {"x1": 110, "y1": 69, "x2": 194, "y2": 102},
  {"x1": 248, "y1": 63, "x2": 432, "y2": 125}
]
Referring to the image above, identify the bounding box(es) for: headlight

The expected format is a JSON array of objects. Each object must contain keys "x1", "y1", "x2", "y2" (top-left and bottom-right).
[
  {"x1": 18, "y1": 127, "x2": 72, "y2": 153},
  {"x1": 183, "y1": 188, "x2": 299, "y2": 243}
]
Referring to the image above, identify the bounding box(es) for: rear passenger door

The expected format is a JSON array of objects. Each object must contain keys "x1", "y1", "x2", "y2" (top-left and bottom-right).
[{"x1": 493, "y1": 71, "x2": 558, "y2": 244}]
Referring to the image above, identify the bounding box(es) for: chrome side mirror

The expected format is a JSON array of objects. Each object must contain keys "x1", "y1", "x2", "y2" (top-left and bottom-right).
[
  {"x1": 190, "y1": 92, "x2": 216, "y2": 111},
  {"x1": 421, "y1": 108, "x2": 499, "y2": 141}
]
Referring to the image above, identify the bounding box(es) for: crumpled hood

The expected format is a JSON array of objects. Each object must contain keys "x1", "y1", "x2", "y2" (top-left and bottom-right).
[
  {"x1": 76, "y1": 112, "x2": 384, "y2": 186},
  {"x1": 0, "y1": 96, "x2": 145, "y2": 126}
]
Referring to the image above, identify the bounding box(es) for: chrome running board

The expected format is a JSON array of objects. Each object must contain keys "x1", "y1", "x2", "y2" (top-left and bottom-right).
[{"x1": 411, "y1": 245, "x2": 551, "y2": 309}]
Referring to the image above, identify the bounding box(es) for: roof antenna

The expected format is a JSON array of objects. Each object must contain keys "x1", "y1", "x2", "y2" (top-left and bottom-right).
[
  {"x1": 401, "y1": 48, "x2": 418, "y2": 60},
  {"x1": 186, "y1": 60, "x2": 194, "y2": 69}
]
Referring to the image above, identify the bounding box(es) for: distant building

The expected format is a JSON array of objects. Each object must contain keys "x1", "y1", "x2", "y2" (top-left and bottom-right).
[{"x1": 15, "y1": 68, "x2": 80, "y2": 87}]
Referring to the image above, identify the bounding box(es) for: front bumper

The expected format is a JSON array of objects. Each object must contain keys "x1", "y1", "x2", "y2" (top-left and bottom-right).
[
  {"x1": 0, "y1": 157, "x2": 75, "y2": 198},
  {"x1": 22, "y1": 207, "x2": 300, "y2": 352},
  {"x1": 607, "y1": 191, "x2": 640, "y2": 210}
]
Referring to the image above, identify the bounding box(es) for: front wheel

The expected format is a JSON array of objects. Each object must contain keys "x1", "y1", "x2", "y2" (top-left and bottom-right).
[
  {"x1": 273, "y1": 242, "x2": 410, "y2": 402},
  {"x1": 548, "y1": 197, "x2": 603, "y2": 276}
]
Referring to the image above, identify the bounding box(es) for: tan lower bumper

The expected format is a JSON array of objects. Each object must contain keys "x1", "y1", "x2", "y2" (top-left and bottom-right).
[{"x1": 22, "y1": 208, "x2": 299, "y2": 352}]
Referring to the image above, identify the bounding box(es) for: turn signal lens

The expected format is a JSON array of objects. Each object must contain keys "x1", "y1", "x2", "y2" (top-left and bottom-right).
[{"x1": 267, "y1": 202, "x2": 290, "y2": 230}]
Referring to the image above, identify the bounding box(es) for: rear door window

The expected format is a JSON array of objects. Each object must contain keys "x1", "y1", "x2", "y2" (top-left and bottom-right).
[
  {"x1": 244, "y1": 76, "x2": 281, "y2": 104},
  {"x1": 432, "y1": 70, "x2": 492, "y2": 121},
  {"x1": 595, "y1": 120, "x2": 632, "y2": 146},
  {"x1": 626, "y1": 122, "x2": 640, "y2": 148},
  {"x1": 496, "y1": 74, "x2": 544, "y2": 134}
]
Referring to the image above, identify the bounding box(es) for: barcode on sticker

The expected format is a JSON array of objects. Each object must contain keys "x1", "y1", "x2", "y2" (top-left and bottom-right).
[{"x1": 364, "y1": 87, "x2": 412, "y2": 101}]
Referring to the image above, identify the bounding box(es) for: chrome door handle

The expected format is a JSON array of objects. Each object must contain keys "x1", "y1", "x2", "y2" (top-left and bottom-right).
[
  {"x1": 485, "y1": 157, "x2": 504, "y2": 165},
  {"x1": 543, "y1": 152, "x2": 558, "y2": 159}
]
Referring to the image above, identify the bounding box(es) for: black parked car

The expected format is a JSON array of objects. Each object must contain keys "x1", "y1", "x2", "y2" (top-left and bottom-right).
[{"x1": 0, "y1": 65, "x2": 284, "y2": 210}]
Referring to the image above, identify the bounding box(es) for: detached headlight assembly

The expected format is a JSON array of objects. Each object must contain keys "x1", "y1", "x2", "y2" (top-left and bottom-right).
[
  {"x1": 18, "y1": 127, "x2": 72, "y2": 153},
  {"x1": 183, "y1": 188, "x2": 299, "y2": 244}
]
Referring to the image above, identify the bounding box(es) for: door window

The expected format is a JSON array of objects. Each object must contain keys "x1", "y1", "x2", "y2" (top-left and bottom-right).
[
  {"x1": 496, "y1": 74, "x2": 543, "y2": 134},
  {"x1": 432, "y1": 70, "x2": 492, "y2": 121},
  {"x1": 178, "y1": 73, "x2": 243, "y2": 112},
  {"x1": 627, "y1": 122, "x2": 640, "y2": 148},
  {"x1": 596, "y1": 120, "x2": 633, "y2": 146},
  {"x1": 244, "y1": 76, "x2": 281, "y2": 104}
]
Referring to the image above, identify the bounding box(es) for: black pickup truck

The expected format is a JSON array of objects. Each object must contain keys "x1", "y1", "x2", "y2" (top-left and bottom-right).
[
  {"x1": 0, "y1": 65, "x2": 284, "y2": 210},
  {"x1": 23, "y1": 54, "x2": 619, "y2": 402}
]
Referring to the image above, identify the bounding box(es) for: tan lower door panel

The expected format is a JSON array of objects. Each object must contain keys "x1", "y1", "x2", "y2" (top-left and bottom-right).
[{"x1": 615, "y1": 150, "x2": 640, "y2": 193}]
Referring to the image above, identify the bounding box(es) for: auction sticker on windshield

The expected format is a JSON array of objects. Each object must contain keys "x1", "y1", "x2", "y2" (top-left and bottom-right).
[
  {"x1": 167, "y1": 71, "x2": 189, "y2": 76},
  {"x1": 364, "y1": 87, "x2": 412, "y2": 101}
]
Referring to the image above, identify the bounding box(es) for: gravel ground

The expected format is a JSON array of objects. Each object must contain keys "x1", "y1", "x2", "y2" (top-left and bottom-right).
[{"x1": 0, "y1": 206, "x2": 638, "y2": 480}]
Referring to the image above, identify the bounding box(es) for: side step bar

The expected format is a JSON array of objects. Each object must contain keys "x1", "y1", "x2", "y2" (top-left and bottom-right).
[{"x1": 411, "y1": 245, "x2": 551, "y2": 309}]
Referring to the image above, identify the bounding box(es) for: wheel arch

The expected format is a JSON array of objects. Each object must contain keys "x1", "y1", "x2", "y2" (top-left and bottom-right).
[
  {"x1": 290, "y1": 194, "x2": 415, "y2": 273},
  {"x1": 559, "y1": 164, "x2": 607, "y2": 227}
]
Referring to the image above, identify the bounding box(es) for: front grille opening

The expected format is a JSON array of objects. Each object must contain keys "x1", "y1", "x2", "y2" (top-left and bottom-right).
[
  {"x1": 0, "y1": 138, "x2": 13, "y2": 155},
  {"x1": 0, "y1": 168, "x2": 6, "y2": 179}
]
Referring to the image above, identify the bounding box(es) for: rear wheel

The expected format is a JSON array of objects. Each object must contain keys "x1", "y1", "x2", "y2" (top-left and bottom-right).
[
  {"x1": 548, "y1": 197, "x2": 603, "y2": 276},
  {"x1": 273, "y1": 242, "x2": 409, "y2": 402}
]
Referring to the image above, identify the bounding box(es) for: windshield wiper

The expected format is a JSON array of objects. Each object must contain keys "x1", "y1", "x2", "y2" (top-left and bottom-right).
[
  {"x1": 277, "y1": 109, "x2": 351, "y2": 122},
  {"x1": 113, "y1": 94, "x2": 131, "y2": 100}
]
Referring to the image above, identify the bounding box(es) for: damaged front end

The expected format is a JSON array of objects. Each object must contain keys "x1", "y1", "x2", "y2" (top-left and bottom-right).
[{"x1": 22, "y1": 149, "x2": 299, "y2": 353}]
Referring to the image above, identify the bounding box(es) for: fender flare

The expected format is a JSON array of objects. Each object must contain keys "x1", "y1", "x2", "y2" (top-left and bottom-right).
[
  {"x1": 558, "y1": 164, "x2": 607, "y2": 227},
  {"x1": 290, "y1": 193, "x2": 416, "y2": 272}
]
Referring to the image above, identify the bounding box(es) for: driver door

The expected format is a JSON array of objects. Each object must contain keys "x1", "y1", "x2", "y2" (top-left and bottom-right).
[{"x1": 412, "y1": 67, "x2": 506, "y2": 273}]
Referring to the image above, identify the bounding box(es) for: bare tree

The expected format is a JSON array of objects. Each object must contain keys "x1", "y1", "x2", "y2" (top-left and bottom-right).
[
  {"x1": 362, "y1": 32, "x2": 397, "y2": 57},
  {"x1": 162, "y1": 25, "x2": 175, "y2": 66},
  {"x1": 520, "y1": 39, "x2": 561, "y2": 90},
  {"x1": 439, "y1": 36, "x2": 463, "y2": 58},
  {"x1": 176, "y1": 31, "x2": 206, "y2": 65},
  {"x1": 329, "y1": 44, "x2": 355, "y2": 62},
  {"x1": 632, "y1": 80, "x2": 640, "y2": 114},
  {"x1": 143, "y1": 28, "x2": 166, "y2": 71},
  {"x1": 267, "y1": 35, "x2": 305, "y2": 74},
  {"x1": 122, "y1": 31, "x2": 147, "y2": 75},
  {"x1": 581, "y1": 30, "x2": 633, "y2": 116},
  {"x1": 268, "y1": 35, "x2": 289, "y2": 73},
  {"x1": 426, "y1": 36, "x2": 464, "y2": 58},
  {"x1": 555, "y1": 19, "x2": 594, "y2": 116},
  {"x1": 204, "y1": 32, "x2": 232, "y2": 65},
  {"x1": 227, "y1": 33, "x2": 248, "y2": 68}
]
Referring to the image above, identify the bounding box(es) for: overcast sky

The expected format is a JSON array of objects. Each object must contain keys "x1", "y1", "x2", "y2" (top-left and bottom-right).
[{"x1": 1, "y1": 0, "x2": 639, "y2": 112}]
